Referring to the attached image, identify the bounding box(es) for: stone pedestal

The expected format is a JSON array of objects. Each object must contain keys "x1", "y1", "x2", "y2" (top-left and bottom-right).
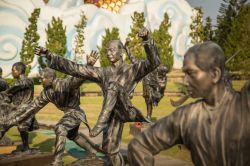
[
  {"x1": 0, "y1": 151, "x2": 53, "y2": 166},
  {"x1": 69, "y1": 157, "x2": 105, "y2": 166}
]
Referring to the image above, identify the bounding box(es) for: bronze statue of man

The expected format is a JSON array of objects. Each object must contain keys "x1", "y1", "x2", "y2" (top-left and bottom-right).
[
  {"x1": 5, "y1": 62, "x2": 38, "y2": 152},
  {"x1": 142, "y1": 64, "x2": 168, "y2": 119},
  {"x1": 9, "y1": 54, "x2": 100, "y2": 166},
  {"x1": 32, "y1": 27, "x2": 160, "y2": 166},
  {"x1": 128, "y1": 41, "x2": 250, "y2": 166}
]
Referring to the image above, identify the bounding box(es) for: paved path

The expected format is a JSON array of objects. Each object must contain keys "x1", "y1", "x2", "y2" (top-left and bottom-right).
[{"x1": 38, "y1": 120, "x2": 193, "y2": 166}]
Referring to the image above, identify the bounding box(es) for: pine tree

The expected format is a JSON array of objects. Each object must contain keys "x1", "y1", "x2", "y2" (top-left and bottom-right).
[
  {"x1": 73, "y1": 11, "x2": 87, "y2": 64},
  {"x1": 126, "y1": 11, "x2": 145, "y2": 63},
  {"x1": 40, "y1": 16, "x2": 67, "y2": 77},
  {"x1": 223, "y1": 4, "x2": 250, "y2": 73},
  {"x1": 204, "y1": 17, "x2": 214, "y2": 41},
  {"x1": 97, "y1": 27, "x2": 120, "y2": 67},
  {"x1": 20, "y1": 8, "x2": 40, "y2": 75},
  {"x1": 152, "y1": 12, "x2": 173, "y2": 69},
  {"x1": 189, "y1": 7, "x2": 205, "y2": 44},
  {"x1": 215, "y1": 0, "x2": 247, "y2": 50}
]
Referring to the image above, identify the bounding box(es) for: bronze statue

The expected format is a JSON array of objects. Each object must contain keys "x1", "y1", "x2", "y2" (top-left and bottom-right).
[
  {"x1": 31, "y1": 27, "x2": 160, "y2": 166},
  {"x1": 4, "y1": 62, "x2": 38, "y2": 152},
  {"x1": 128, "y1": 41, "x2": 250, "y2": 166},
  {"x1": 9, "y1": 54, "x2": 101, "y2": 165},
  {"x1": 143, "y1": 65, "x2": 168, "y2": 119},
  {"x1": 0, "y1": 67, "x2": 13, "y2": 146}
]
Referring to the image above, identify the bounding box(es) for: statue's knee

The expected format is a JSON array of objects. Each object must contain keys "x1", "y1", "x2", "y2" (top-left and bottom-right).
[{"x1": 55, "y1": 125, "x2": 67, "y2": 136}]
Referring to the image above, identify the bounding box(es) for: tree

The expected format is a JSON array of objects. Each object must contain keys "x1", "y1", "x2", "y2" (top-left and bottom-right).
[
  {"x1": 20, "y1": 8, "x2": 40, "y2": 75},
  {"x1": 97, "y1": 27, "x2": 120, "y2": 67},
  {"x1": 189, "y1": 7, "x2": 205, "y2": 44},
  {"x1": 204, "y1": 17, "x2": 214, "y2": 41},
  {"x1": 223, "y1": 4, "x2": 250, "y2": 73},
  {"x1": 40, "y1": 16, "x2": 67, "y2": 77},
  {"x1": 126, "y1": 11, "x2": 145, "y2": 63},
  {"x1": 152, "y1": 12, "x2": 173, "y2": 69},
  {"x1": 73, "y1": 11, "x2": 87, "y2": 64},
  {"x1": 215, "y1": 0, "x2": 247, "y2": 50}
]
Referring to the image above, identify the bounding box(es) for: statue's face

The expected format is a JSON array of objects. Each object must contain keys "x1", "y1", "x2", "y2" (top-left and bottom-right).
[
  {"x1": 106, "y1": 41, "x2": 122, "y2": 64},
  {"x1": 182, "y1": 54, "x2": 214, "y2": 98},
  {"x1": 11, "y1": 66, "x2": 21, "y2": 79}
]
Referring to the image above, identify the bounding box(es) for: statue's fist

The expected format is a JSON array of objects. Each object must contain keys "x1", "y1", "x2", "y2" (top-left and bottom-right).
[
  {"x1": 35, "y1": 46, "x2": 48, "y2": 57},
  {"x1": 138, "y1": 27, "x2": 149, "y2": 41}
]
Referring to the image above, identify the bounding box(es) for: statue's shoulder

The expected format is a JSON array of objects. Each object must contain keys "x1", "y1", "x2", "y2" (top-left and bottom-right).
[{"x1": 177, "y1": 99, "x2": 203, "y2": 113}]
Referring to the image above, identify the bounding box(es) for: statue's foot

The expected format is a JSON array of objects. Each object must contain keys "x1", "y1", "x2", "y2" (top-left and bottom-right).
[
  {"x1": 21, "y1": 146, "x2": 31, "y2": 152},
  {"x1": 12, "y1": 146, "x2": 33, "y2": 154}
]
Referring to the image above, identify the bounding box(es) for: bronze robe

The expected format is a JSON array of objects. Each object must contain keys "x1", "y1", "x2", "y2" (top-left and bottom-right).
[{"x1": 128, "y1": 82, "x2": 250, "y2": 166}]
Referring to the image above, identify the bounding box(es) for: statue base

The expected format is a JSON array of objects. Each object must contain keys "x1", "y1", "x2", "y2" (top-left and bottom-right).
[
  {"x1": 69, "y1": 156, "x2": 105, "y2": 166},
  {"x1": 0, "y1": 150, "x2": 53, "y2": 166}
]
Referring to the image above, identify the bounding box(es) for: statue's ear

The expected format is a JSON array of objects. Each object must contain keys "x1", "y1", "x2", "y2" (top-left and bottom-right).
[{"x1": 211, "y1": 67, "x2": 222, "y2": 83}]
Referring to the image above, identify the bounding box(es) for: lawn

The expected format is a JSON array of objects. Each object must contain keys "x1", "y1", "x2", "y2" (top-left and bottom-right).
[{"x1": 5, "y1": 80, "x2": 246, "y2": 164}]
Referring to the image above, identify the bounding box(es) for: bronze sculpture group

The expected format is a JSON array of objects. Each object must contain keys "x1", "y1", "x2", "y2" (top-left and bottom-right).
[{"x1": 0, "y1": 26, "x2": 250, "y2": 166}]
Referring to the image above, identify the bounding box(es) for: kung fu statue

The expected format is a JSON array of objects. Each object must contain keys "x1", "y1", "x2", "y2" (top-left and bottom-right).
[
  {"x1": 2, "y1": 27, "x2": 160, "y2": 166},
  {"x1": 11, "y1": 53, "x2": 100, "y2": 166},
  {"x1": 5, "y1": 62, "x2": 38, "y2": 153},
  {"x1": 128, "y1": 41, "x2": 250, "y2": 166}
]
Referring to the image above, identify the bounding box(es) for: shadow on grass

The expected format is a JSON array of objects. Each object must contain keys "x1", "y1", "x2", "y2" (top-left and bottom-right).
[{"x1": 32, "y1": 137, "x2": 55, "y2": 152}]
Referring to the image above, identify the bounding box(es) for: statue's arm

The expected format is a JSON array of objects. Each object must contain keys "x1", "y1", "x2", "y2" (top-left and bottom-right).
[
  {"x1": 124, "y1": 40, "x2": 139, "y2": 64},
  {"x1": 35, "y1": 46, "x2": 103, "y2": 83},
  {"x1": 13, "y1": 90, "x2": 49, "y2": 126},
  {"x1": 133, "y1": 38, "x2": 160, "y2": 81},
  {"x1": 128, "y1": 109, "x2": 183, "y2": 165},
  {"x1": 5, "y1": 79, "x2": 32, "y2": 95},
  {"x1": 48, "y1": 54, "x2": 102, "y2": 83}
]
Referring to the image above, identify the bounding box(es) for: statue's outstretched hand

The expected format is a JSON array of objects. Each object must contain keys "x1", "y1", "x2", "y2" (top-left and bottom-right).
[
  {"x1": 35, "y1": 46, "x2": 48, "y2": 57},
  {"x1": 138, "y1": 27, "x2": 149, "y2": 41},
  {"x1": 87, "y1": 50, "x2": 99, "y2": 66}
]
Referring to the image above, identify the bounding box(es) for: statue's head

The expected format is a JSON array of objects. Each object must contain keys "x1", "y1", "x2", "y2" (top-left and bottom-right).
[
  {"x1": 12, "y1": 62, "x2": 26, "y2": 79},
  {"x1": 106, "y1": 40, "x2": 123, "y2": 64},
  {"x1": 40, "y1": 67, "x2": 56, "y2": 88},
  {"x1": 182, "y1": 41, "x2": 225, "y2": 98}
]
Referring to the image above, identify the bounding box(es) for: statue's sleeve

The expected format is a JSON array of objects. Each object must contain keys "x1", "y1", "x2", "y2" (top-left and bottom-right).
[
  {"x1": 48, "y1": 53, "x2": 102, "y2": 83},
  {"x1": 128, "y1": 108, "x2": 183, "y2": 165},
  {"x1": 133, "y1": 39, "x2": 160, "y2": 82},
  {"x1": 127, "y1": 49, "x2": 139, "y2": 64},
  {"x1": 63, "y1": 76, "x2": 85, "y2": 90},
  {"x1": 15, "y1": 90, "x2": 49, "y2": 124},
  {"x1": 6, "y1": 79, "x2": 33, "y2": 95}
]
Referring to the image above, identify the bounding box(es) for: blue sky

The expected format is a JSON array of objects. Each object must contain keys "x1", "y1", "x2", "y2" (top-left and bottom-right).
[{"x1": 186, "y1": 0, "x2": 250, "y2": 26}]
